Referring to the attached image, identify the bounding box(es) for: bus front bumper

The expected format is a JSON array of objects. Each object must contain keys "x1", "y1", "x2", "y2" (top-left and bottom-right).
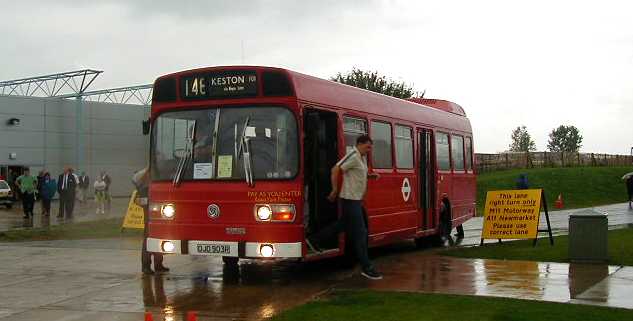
[{"x1": 146, "y1": 237, "x2": 303, "y2": 258}]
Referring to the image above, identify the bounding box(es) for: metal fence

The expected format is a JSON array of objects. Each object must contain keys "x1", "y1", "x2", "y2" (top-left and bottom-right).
[{"x1": 475, "y1": 152, "x2": 633, "y2": 173}]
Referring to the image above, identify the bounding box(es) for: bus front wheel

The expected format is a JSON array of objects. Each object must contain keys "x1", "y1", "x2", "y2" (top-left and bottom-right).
[{"x1": 222, "y1": 256, "x2": 239, "y2": 266}]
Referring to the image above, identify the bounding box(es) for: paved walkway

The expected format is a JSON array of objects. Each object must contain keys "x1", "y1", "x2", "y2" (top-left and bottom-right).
[
  {"x1": 0, "y1": 197, "x2": 130, "y2": 232},
  {"x1": 460, "y1": 202, "x2": 633, "y2": 246}
]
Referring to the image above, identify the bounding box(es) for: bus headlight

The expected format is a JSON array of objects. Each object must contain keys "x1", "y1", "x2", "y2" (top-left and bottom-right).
[
  {"x1": 260, "y1": 244, "x2": 274, "y2": 257},
  {"x1": 256, "y1": 205, "x2": 272, "y2": 221},
  {"x1": 161, "y1": 204, "x2": 176, "y2": 219},
  {"x1": 161, "y1": 241, "x2": 176, "y2": 252}
]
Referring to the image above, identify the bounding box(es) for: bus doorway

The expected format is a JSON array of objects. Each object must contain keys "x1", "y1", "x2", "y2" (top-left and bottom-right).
[
  {"x1": 303, "y1": 108, "x2": 339, "y2": 250},
  {"x1": 418, "y1": 129, "x2": 435, "y2": 230}
]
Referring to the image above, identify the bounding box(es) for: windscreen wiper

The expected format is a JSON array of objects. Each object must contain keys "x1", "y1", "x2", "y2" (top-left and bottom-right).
[
  {"x1": 173, "y1": 120, "x2": 196, "y2": 187},
  {"x1": 235, "y1": 116, "x2": 255, "y2": 187}
]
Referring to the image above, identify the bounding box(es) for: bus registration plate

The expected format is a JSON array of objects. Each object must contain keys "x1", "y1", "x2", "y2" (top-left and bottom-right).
[{"x1": 189, "y1": 241, "x2": 238, "y2": 256}]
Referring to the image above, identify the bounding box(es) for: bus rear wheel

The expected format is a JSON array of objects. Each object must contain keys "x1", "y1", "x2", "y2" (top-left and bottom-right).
[{"x1": 222, "y1": 256, "x2": 239, "y2": 266}]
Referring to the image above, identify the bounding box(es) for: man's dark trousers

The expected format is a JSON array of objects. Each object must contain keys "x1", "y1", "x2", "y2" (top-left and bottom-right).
[
  {"x1": 311, "y1": 198, "x2": 372, "y2": 270},
  {"x1": 21, "y1": 192, "x2": 35, "y2": 217},
  {"x1": 60, "y1": 191, "x2": 75, "y2": 219}
]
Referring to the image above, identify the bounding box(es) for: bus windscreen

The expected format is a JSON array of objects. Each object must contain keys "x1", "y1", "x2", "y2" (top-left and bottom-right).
[{"x1": 152, "y1": 106, "x2": 298, "y2": 182}]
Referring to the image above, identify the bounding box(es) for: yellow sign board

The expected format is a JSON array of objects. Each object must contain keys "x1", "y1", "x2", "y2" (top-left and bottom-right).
[
  {"x1": 122, "y1": 190, "x2": 145, "y2": 229},
  {"x1": 481, "y1": 189, "x2": 542, "y2": 239}
]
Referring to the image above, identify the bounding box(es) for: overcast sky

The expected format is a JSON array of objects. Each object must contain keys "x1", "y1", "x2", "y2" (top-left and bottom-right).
[{"x1": 1, "y1": 0, "x2": 632, "y2": 154}]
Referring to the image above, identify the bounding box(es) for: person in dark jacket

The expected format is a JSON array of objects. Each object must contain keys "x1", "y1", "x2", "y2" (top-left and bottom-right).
[
  {"x1": 40, "y1": 172, "x2": 56, "y2": 216},
  {"x1": 626, "y1": 175, "x2": 633, "y2": 210},
  {"x1": 57, "y1": 166, "x2": 77, "y2": 219},
  {"x1": 516, "y1": 173, "x2": 529, "y2": 190},
  {"x1": 36, "y1": 170, "x2": 45, "y2": 201},
  {"x1": 133, "y1": 167, "x2": 169, "y2": 274}
]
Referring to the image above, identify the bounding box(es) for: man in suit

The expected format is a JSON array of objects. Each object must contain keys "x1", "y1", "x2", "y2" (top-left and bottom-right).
[{"x1": 57, "y1": 166, "x2": 77, "y2": 219}]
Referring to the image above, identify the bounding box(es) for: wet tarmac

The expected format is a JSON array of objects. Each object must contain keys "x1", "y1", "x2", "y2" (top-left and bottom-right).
[
  {"x1": 1, "y1": 203, "x2": 632, "y2": 320},
  {"x1": 0, "y1": 238, "x2": 354, "y2": 321}
]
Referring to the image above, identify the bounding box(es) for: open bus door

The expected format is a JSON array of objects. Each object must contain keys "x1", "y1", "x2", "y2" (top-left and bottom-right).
[
  {"x1": 418, "y1": 129, "x2": 435, "y2": 230},
  {"x1": 303, "y1": 108, "x2": 340, "y2": 251}
]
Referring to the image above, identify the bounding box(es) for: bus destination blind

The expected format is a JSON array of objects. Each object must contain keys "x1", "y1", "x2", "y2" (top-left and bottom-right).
[{"x1": 181, "y1": 70, "x2": 258, "y2": 99}]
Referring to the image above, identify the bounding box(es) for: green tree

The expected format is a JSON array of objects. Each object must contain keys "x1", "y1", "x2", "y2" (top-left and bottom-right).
[
  {"x1": 331, "y1": 68, "x2": 419, "y2": 98},
  {"x1": 508, "y1": 125, "x2": 536, "y2": 152},
  {"x1": 547, "y1": 125, "x2": 583, "y2": 153}
]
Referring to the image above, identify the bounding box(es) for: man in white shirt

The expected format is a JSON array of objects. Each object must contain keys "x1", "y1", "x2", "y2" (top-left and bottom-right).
[{"x1": 307, "y1": 135, "x2": 383, "y2": 280}]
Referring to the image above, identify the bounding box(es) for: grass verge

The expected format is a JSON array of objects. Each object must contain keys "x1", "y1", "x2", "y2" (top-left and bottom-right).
[
  {"x1": 442, "y1": 228, "x2": 633, "y2": 265},
  {"x1": 0, "y1": 217, "x2": 142, "y2": 242},
  {"x1": 272, "y1": 290, "x2": 632, "y2": 321},
  {"x1": 476, "y1": 166, "x2": 633, "y2": 214}
]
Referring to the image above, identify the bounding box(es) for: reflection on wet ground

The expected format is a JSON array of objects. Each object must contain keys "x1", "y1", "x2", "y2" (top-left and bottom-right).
[
  {"x1": 2, "y1": 236, "x2": 633, "y2": 321},
  {"x1": 139, "y1": 259, "x2": 352, "y2": 320},
  {"x1": 2, "y1": 203, "x2": 633, "y2": 320},
  {"x1": 342, "y1": 250, "x2": 632, "y2": 309}
]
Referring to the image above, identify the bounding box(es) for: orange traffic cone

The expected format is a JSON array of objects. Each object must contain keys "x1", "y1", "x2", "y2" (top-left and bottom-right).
[
  {"x1": 187, "y1": 311, "x2": 198, "y2": 321},
  {"x1": 555, "y1": 193, "x2": 564, "y2": 209}
]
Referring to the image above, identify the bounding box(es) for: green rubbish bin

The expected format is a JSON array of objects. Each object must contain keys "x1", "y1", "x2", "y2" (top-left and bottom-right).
[{"x1": 568, "y1": 209, "x2": 608, "y2": 263}]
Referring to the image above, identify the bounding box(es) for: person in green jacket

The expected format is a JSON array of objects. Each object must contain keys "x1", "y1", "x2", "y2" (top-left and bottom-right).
[{"x1": 16, "y1": 168, "x2": 38, "y2": 219}]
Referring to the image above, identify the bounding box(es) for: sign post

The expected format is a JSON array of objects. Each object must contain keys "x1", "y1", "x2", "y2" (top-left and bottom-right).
[{"x1": 480, "y1": 189, "x2": 553, "y2": 246}]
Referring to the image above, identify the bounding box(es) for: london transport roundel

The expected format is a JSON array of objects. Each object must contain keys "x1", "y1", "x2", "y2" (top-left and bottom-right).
[{"x1": 401, "y1": 178, "x2": 411, "y2": 202}]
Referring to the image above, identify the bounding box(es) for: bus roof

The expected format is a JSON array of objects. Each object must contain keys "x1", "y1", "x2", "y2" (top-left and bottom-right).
[
  {"x1": 153, "y1": 66, "x2": 472, "y2": 134},
  {"x1": 287, "y1": 69, "x2": 472, "y2": 133}
]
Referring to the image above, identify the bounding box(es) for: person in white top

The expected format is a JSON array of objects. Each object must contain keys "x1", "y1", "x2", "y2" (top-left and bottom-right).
[
  {"x1": 93, "y1": 176, "x2": 107, "y2": 214},
  {"x1": 307, "y1": 135, "x2": 383, "y2": 280}
]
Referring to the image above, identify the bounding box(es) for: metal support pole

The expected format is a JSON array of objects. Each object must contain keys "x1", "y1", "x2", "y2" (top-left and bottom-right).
[{"x1": 75, "y1": 97, "x2": 83, "y2": 171}]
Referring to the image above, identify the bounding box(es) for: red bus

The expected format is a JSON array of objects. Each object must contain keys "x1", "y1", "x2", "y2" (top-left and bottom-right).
[{"x1": 146, "y1": 66, "x2": 476, "y2": 264}]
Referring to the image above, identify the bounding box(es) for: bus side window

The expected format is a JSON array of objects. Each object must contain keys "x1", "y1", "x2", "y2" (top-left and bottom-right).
[
  {"x1": 343, "y1": 117, "x2": 367, "y2": 153},
  {"x1": 451, "y1": 135, "x2": 465, "y2": 172},
  {"x1": 370, "y1": 121, "x2": 393, "y2": 168},
  {"x1": 436, "y1": 132, "x2": 451, "y2": 171},
  {"x1": 395, "y1": 125, "x2": 413, "y2": 169},
  {"x1": 465, "y1": 137, "x2": 473, "y2": 172}
]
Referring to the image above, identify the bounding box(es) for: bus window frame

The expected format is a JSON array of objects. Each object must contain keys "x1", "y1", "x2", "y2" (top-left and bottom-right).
[
  {"x1": 394, "y1": 123, "x2": 415, "y2": 171},
  {"x1": 435, "y1": 131, "x2": 452, "y2": 173},
  {"x1": 465, "y1": 136, "x2": 474, "y2": 173},
  {"x1": 342, "y1": 114, "x2": 369, "y2": 153},
  {"x1": 450, "y1": 134, "x2": 466, "y2": 173},
  {"x1": 150, "y1": 103, "x2": 301, "y2": 182},
  {"x1": 369, "y1": 119, "x2": 394, "y2": 170}
]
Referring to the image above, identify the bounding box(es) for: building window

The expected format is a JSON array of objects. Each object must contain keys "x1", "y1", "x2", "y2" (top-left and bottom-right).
[
  {"x1": 451, "y1": 135, "x2": 465, "y2": 171},
  {"x1": 370, "y1": 121, "x2": 393, "y2": 168},
  {"x1": 436, "y1": 132, "x2": 450, "y2": 171},
  {"x1": 395, "y1": 125, "x2": 413, "y2": 169}
]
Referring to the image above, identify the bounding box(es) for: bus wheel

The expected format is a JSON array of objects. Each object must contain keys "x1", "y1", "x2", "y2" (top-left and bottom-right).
[
  {"x1": 414, "y1": 237, "x2": 432, "y2": 249},
  {"x1": 222, "y1": 256, "x2": 239, "y2": 266}
]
